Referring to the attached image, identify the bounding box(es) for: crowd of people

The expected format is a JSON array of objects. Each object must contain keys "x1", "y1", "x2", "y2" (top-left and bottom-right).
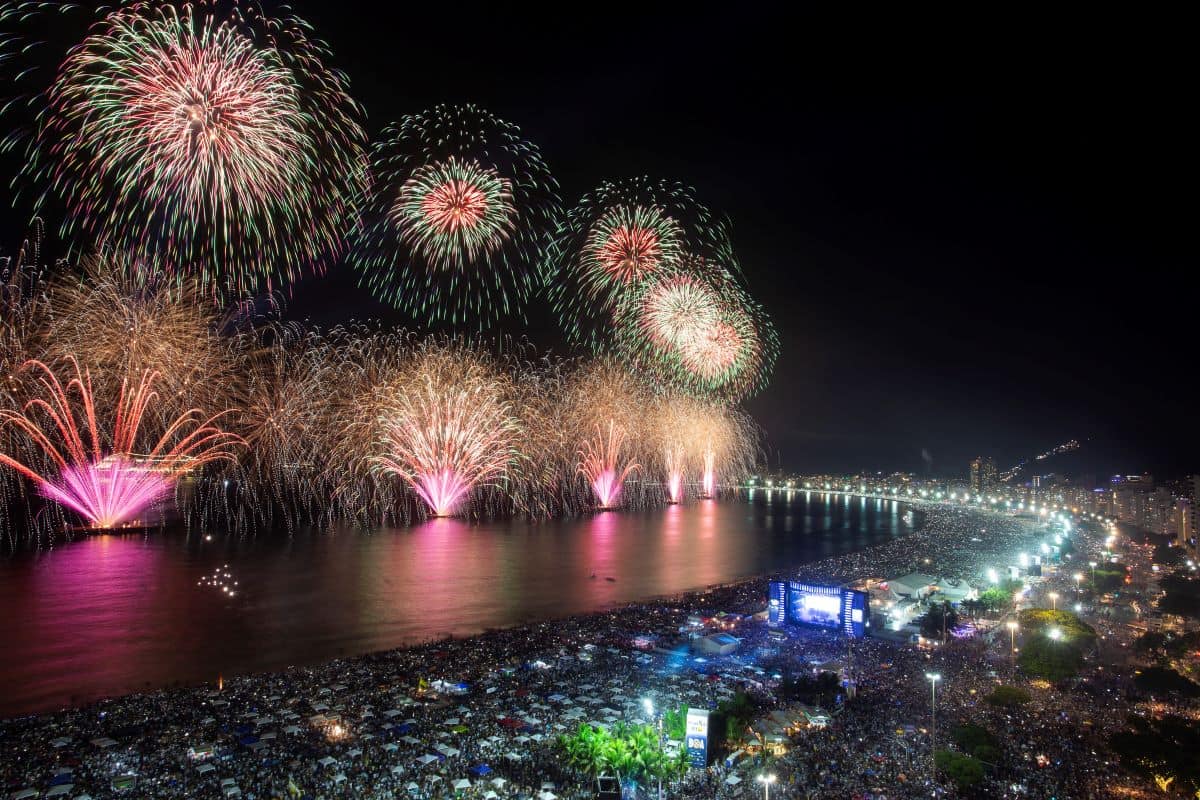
[{"x1": 0, "y1": 503, "x2": 1172, "y2": 799}]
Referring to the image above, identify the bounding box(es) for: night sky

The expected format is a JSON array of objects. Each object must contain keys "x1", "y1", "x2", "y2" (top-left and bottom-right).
[{"x1": 2, "y1": 5, "x2": 1192, "y2": 478}]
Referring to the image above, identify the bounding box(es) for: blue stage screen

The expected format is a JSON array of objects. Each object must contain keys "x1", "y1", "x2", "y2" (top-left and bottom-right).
[{"x1": 768, "y1": 580, "x2": 869, "y2": 638}]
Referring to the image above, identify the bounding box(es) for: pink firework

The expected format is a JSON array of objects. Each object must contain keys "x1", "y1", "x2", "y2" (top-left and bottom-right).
[
  {"x1": 702, "y1": 446, "x2": 717, "y2": 498},
  {"x1": 39, "y1": 458, "x2": 170, "y2": 529},
  {"x1": 374, "y1": 361, "x2": 519, "y2": 518},
  {"x1": 578, "y1": 421, "x2": 640, "y2": 509},
  {"x1": 0, "y1": 359, "x2": 243, "y2": 528}
]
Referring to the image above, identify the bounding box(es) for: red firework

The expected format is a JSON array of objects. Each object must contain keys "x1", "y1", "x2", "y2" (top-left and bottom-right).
[
  {"x1": 595, "y1": 225, "x2": 665, "y2": 285},
  {"x1": 420, "y1": 180, "x2": 490, "y2": 235}
]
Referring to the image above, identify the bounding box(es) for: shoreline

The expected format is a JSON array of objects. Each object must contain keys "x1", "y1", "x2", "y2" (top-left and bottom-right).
[{"x1": 1, "y1": 499, "x2": 1043, "y2": 723}]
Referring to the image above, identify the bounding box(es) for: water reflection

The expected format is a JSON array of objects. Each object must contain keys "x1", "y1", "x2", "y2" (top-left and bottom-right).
[{"x1": 0, "y1": 492, "x2": 911, "y2": 717}]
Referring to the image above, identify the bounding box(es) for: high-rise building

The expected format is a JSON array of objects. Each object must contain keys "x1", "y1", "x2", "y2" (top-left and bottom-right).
[
  {"x1": 1173, "y1": 498, "x2": 1194, "y2": 553},
  {"x1": 969, "y1": 456, "x2": 997, "y2": 495}
]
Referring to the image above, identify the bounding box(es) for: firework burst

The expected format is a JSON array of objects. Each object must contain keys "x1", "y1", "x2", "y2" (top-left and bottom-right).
[
  {"x1": 578, "y1": 420, "x2": 639, "y2": 510},
  {"x1": 543, "y1": 178, "x2": 736, "y2": 349},
  {"x1": 616, "y1": 263, "x2": 777, "y2": 401},
  {"x1": 11, "y1": 0, "x2": 365, "y2": 295},
  {"x1": 563, "y1": 358, "x2": 651, "y2": 510},
  {"x1": 373, "y1": 341, "x2": 521, "y2": 518},
  {"x1": 352, "y1": 104, "x2": 560, "y2": 327},
  {"x1": 0, "y1": 358, "x2": 243, "y2": 528}
]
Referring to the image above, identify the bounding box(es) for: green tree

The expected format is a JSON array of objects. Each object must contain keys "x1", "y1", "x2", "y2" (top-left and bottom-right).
[
  {"x1": 1018, "y1": 633, "x2": 1084, "y2": 681},
  {"x1": 1134, "y1": 666, "x2": 1200, "y2": 698},
  {"x1": 1017, "y1": 609, "x2": 1097, "y2": 645},
  {"x1": 1133, "y1": 630, "x2": 1167, "y2": 656},
  {"x1": 1164, "y1": 630, "x2": 1200, "y2": 658},
  {"x1": 951, "y1": 724, "x2": 1000, "y2": 763},
  {"x1": 934, "y1": 750, "x2": 985, "y2": 790},
  {"x1": 1110, "y1": 715, "x2": 1200, "y2": 797},
  {"x1": 1153, "y1": 543, "x2": 1186, "y2": 566},
  {"x1": 662, "y1": 706, "x2": 687, "y2": 740},
  {"x1": 978, "y1": 587, "x2": 1012, "y2": 612},
  {"x1": 921, "y1": 600, "x2": 957, "y2": 640},
  {"x1": 1159, "y1": 576, "x2": 1200, "y2": 618},
  {"x1": 1092, "y1": 566, "x2": 1126, "y2": 594},
  {"x1": 985, "y1": 685, "x2": 1031, "y2": 707}
]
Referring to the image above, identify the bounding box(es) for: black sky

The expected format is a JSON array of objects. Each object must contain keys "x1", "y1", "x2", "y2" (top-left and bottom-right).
[{"x1": 4, "y1": 5, "x2": 1195, "y2": 478}]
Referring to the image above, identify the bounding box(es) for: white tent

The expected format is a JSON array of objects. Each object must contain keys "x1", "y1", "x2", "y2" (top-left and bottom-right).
[
  {"x1": 725, "y1": 774, "x2": 742, "y2": 785},
  {"x1": 390, "y1": 765, "x2": 404, "y2": 775},
  {"x1": 46, "y1": 785, "x2": 74, "y2": 798},
  {"x1": 332, "y1": 773, "x2": 347, "y2": 785},
  {"x1": 417, "y1": 754, "x2": 439, "y2": 765},
  {"x1": 484, "y1": 792, "x2": 499, "y2": 800},
  {"x1": 317, "y1": 756, "x2": 337, "y2": 768},
  {"x1": 197, "y1": 763, "x2": 216, "y2": 775},
  {"x1": 427, "y1": 775, "x2": 443, "y2": 784},
  {"x1": 490, "y1": 778, "x2": 507, "y2": 788},
  {"x1": 453, "y1": 779, "x2": 471, "y2": 790}
]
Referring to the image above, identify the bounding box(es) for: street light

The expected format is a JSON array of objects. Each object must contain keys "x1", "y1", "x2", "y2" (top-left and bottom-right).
[
  {"x1": 1006, "y1": 620, "x2": 1018, "y2": 659},
  {"x1": 643, "y1": 699, "x2": 662, "y2": 800},
  {"x1": 1073, "y1": 572, "x2": 1083, "y2": 591},
  {"x1": 1048, "y1": 626, "x2": 1062, "y2": 641},
  {"x1": 1048, "y1": 591, "x2": 1059, "y2": 611},
  {"x1": 756, "y1": 773, "x2": 777, "y2": 800},
  {"x1": 925, "y1": 673, "x2": 941, "y2": 781},
  {"x1": 1089, "y1": 561, "x2": 1098, "y2": 588}
]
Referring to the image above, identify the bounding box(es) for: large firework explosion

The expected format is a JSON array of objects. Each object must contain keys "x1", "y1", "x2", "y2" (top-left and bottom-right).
[
  {"x1": 651, "y1": 394, "x2": 757, "y2": 502},
  {"x1": 0, "y1": 358, "x2": 243, "y2": 528},
  {"x1": 41, "y1": 253, "x2": 251, "y2": 428},
  {"x1": 373, "y1": 340, "x2": 521, "y2": 518},
  {"x1": 614, "y1": 262, "x2": 777, "y2": 402},
  {"x1": 542, "y1": 178, "x2": 732, "y2": 350},
  {"x1": 562, "y1": 358, "x2": 652, "y2": 510},
  {"x1": 6, "y1": 0, "x2": 366, "y2": 296},
  {"x1": 352, "y1": 104, "x2": 560, "y2": 327}
]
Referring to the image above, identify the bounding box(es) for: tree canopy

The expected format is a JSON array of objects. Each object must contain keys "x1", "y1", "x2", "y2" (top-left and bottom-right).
[
  {"x1": 985, "y1": 685, "x2": 1031, "y2": 708},
  {"x1": 934, "y1": 749, "x2": 985, "y2": 790}
]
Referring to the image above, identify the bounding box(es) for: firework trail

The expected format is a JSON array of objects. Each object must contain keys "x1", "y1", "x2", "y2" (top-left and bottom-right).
[
  {"x1": 6, "y1": 0, "x2": 366, "y2": 296},
  {"x1": 0, "y1": 358, "x2": 243, "y2": 528},
  {"x1": 352, "y1": 104, "x2": 560, "y2": 327},
  {"x1": 373, "y1": 340, "x2": 520, "y2": 517}
]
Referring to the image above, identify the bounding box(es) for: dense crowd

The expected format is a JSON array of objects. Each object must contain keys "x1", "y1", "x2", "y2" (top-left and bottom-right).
[{"x1": 0, "y1": 504, "x2": 1169, "y2": 799}]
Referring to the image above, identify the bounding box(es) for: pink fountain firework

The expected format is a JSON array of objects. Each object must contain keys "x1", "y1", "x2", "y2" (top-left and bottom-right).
[
  {"x1": 578, "y1": 421, "x2": 640, "y2": 509},
  {"x1": 0, "y1": 359, "x2": 243, "y2": 528},
  {"x1": 702, "y1": 446, "x2": 717, "y2": 499},
  {"x1": 373, "y1": 346, "x2": 519, "y2": 518}
]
